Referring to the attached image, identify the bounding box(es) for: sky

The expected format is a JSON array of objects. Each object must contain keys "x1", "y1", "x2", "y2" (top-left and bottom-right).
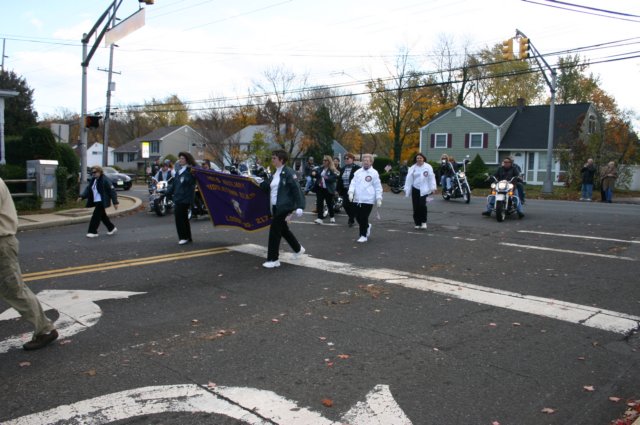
[{"x1": 1, "y1": 0, "x2": 639, "y2": 127}]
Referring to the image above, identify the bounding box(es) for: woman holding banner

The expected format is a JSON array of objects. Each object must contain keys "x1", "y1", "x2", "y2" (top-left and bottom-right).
[
  {"x1": 168, "y1": 151, "x2": 197, "y2": 245},
  {"x1": 260, "y1": 149, "x2": 306, "y2": 268}
]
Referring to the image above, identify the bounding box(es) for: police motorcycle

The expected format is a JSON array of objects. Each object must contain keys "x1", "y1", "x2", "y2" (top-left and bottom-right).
[
  {"x1": 442, "y1": 157, "x2": 472, "y2": 203},
  {"x1": 148, "y1": 176, "x2": 174, "y2": 216},
  {"x1": 487, "y1": 175, "x2": 521, "y2": 222}
]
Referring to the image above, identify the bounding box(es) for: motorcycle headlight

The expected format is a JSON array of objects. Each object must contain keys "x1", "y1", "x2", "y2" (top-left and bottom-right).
[
  {"x1": 490, "y1": 183, "x2": 496, "y2": 189},
  {"x1": 497, "y1": 181, "x2": 508, "y2": 190},
  {"x1": 508, "y1": 183, "x2": 514, "y2": 190},
  {"x1": 457, "y1": 172, "x2": 465, "y2": 178}
]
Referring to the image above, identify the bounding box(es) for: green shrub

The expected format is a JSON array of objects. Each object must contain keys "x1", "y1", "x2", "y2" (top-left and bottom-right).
[
  {"x1": 373, "y1": 156, "x2": 392, "y2": 175},
  {"x1": 21, "y1": 127, "x2": 58, "y2": 161},
  {"x1": 14, "y1": 196, "x2": 42, "y2": 211},
  {"x1": 55, "y1": 142, "x2": 80, "y2": 177},
  {"x1": 467, "y1": 154, "x2": 491, "y2": 189}
]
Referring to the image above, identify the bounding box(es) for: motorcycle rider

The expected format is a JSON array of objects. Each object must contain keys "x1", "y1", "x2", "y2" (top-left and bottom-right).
[
  {"x1": 154, "y1": 160, "x2": 175, "y2": 183},
  {"x1": 439, "y1": 154, "x2": 458, "y2": 194},
  {"x1": 482, "y1": 157, "x2": 524, "y2": 218},
  {"x1": 337, "y1": 153, "x2": 360, "y2": 227}
]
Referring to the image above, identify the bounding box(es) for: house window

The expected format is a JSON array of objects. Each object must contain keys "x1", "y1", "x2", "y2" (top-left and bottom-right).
[
  {"x1": 92, "y1": 151, "x2": 99, "y2": 155},
  {"x1": 115, "y1": 153, "x2": 124, "y2": 162},
  {"x1": 434, "y1": 133, "x2": 448, "y2": 148},
  {"x1": 127, "y1": 153, "x2": 136, "y2": 162},
  {"x1": 469, "y1": 133, "x2": 483, "y2": 149},
  {"x1": 150, "y1": 141, "x2": 160, "y2": 154},
  {"x1": 588, "y1": 115, "x2": 597, "y2": 134}
]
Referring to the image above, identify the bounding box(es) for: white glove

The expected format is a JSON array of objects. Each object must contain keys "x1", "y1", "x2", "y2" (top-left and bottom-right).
[
  {"x1": 376, "y1": 199, "x2": 382, "y2": 208},
  {"x1": 295, "y1": 208, "x2": 303, "y2": 217},
  {"x1": 348, "y1": 192, "x2": 354, "y2": 202}
]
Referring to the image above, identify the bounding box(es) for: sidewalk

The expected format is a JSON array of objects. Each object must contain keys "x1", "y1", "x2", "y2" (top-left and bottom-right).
[{"x1": 17, "y1": 195, "x2": 142, "y2": 232}]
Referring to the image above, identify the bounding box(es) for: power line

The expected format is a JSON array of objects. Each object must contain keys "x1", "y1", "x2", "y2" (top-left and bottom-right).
[{"x1": 521, "y1": 0, "x2": 640, "y2": 23}]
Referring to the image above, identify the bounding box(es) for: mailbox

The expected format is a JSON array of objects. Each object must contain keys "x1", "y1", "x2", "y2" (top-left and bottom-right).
[{"x1": 26, "y1": 160, "x2": 58, "y2": 209}]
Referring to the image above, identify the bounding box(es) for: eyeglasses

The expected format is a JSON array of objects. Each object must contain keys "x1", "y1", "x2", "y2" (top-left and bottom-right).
[{"x1": 91, "y1": 170, "x2": 99, "y2": 174}]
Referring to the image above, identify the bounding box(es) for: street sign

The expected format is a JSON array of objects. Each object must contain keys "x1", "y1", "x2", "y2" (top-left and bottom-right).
[
  {"x1": 105, "y1": 8, "x2": 145, "y2": 46},
  {"x1": 141, "y1": 141, "x2": 149, "y2": 159}
]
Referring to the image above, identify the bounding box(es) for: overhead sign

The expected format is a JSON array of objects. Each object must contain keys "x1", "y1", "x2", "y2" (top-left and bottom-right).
[
  {"x1": 0, "y1": 289, "x2": 145, "y2": 353},
  {"x1": 5, "y1": 384, "x2": 412, "y2": 424},
  {"x1": 105, "y1": 8, "x2": 145, "y2": 46},
  {"x1": 141, "y1": 141, "x2": 150, "y2": 159}
]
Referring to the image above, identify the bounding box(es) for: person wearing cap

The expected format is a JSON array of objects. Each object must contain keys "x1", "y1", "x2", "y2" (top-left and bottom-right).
[
  {"x1": 0, "y1": 177, "x2": 58, "y2": 350},
  {"x1": 337, "y1": 153, "x2": 360, "y2": 227},
  {"x1": 482, "y1": 157, "x2": 524, "y2": 218}
]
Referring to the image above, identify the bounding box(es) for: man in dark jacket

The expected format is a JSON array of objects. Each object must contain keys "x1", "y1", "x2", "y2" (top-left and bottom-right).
[
  {"x1": 580, "y1": 158, "x2": 596, "y2": 201},
  {"x1": 482, "y1": 157, "x2": 524, "y2": 218},
  {"x1": 79, "y1": 166, "x2": 119, "y2": 237},
  {"x1": 337, "y1": 153, "x2": 360, "y2": 227}
]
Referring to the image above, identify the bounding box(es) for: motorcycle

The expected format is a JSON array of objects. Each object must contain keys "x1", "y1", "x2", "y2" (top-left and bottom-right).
[
  {"x1": 322, "y1": 192, "x2": 343, "y2": 218},
  {"x1": 148, "y1": 177, "x2": 174, "y2": 216},
  {"x1": 188, "y1": 187, "x2": 208, "y2": 220},
  {"x1": 388, "y1": 171, "x2": 405, "y2": 194},
  {"x1": 487, "y1": 176, "x2": 521, "y2": 222},
  {"x1": 442, "y1": 158, "x2": 472, "y2": 203}
]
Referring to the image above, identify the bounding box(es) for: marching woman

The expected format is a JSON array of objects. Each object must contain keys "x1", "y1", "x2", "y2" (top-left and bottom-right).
[
  {"x1": 79, "y1": 166, "x2": 119, "y2": 238},
  {"x1": 348, "y1": 154, "x2": 383, "y2": 243},
  {"x1": 314, "y1": 155, "x2": 339, "y2": 224},
  {"x1": 404, "y1": 153, "x2": 437, "y2": 230},
  {"x1": 260, "y1": 149, "x2": 306, "y2": 268},
  {"x1": 167, "y1": 151, "x2": 197, "y2": 245}
]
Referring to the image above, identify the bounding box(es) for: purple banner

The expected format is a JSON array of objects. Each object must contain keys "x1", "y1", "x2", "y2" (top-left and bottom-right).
[{"x1": 194, "y1": 168, "x2": 271, "y2": 231}]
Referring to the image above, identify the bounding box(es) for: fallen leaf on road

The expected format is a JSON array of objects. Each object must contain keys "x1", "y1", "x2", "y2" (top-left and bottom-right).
[
  {"x1": 84, "y1": 369, "x2": 97, "y2": 377},
  {"x1": 19, "y1": 361, "x2": 31, "y2": 367},
  {"x1": 271, "y1": 318, "x2": 279, "y2": 323},
  {"x1": 489, "y1": 322, "x2": 497, "y2": 327},
  {"x1": 512, "y1": 322, "x2": 521, "y2": 327},
  {"x1": 583, "y1": 385, "x2": 595, "y2": 392},
  {"x1": 207, "y1": 381, "x2": 217, "y2": 389},
  {"x1": 321, "y1": 399, "x2": 333, "y2": 407},
  {"x1": 577, "y1": 356, "x2": 585, "y2": 360},
  {"x1": 492, "y1": 421, "x2": 501, "y2": 425},
  {"x1": 337, "y1": 354, "x2": 350, "y2": 359},
  {"x1": 609, "y1": 396, "x2": 621, "y2": 402},
  {"x1": 219, "y1": 295, "x2": 227, "y2": 299},
  {"x1": 541, "y1": 407, "x2": 556, "y2": 414},
  {"x1": 318, "y1": 336, "x2": 327, "y2": 341},
  {"x1": 59, "y1": 339, "x2": 72, "y2": 345}
]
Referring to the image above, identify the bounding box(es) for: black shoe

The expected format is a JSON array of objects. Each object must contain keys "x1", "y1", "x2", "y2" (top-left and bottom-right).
[
  {"x1": 518, "y1": 212, "x2": 525, "y2": 219},
  {"x1": 481, "y1": 211, "x2": 491, "y2": 217},
  {"x1": 23, "y1": 329, "x2": 58, "y2": 351},
  {"x1": 348, "y1": 219, "x2": 354, "y2": 227}
]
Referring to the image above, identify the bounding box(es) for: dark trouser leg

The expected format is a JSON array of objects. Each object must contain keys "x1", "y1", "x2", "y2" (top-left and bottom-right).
[
  {"x1": 174, "y1": 203, "x2": 191, "y2": 240},
  {"x1": 325, "y1": 190, "x2": 334, "y2": 218},
  {"x1": 88, "y1": 204, "x2": 105, "y2": 233},
  {"x1": 100, "y1": 205, "x2": 115, "y2": 232},
  {"x1": 316, "y1": 190, "x2": 325, "y2": 219},
  {"x1": 267, "y1": 208, "x2": 297, "y2": 261},
  {"x1": 340, "y1": 190, "x2": 354, "y2": 223},
  {"x1": 355, "y1": 203, "x2": 373, "y2": 237},
  {"x1": 411, "y1": 187, "x2": 427, "y2": 225}
]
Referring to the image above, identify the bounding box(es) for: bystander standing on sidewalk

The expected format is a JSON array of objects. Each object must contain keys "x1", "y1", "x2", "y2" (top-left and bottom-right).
[
  {"x1": 0, "y1": 177, "x2": 58, "y2": 350},
  {"x1": 580, "y1": 158, "x2": 596, "y2": 201},
  {"x1": 78, "y1": 166, "x2": 119, "y2": 238},
  {"x1": 601, "y1": 161, "x2": 618, "y2": 203}
]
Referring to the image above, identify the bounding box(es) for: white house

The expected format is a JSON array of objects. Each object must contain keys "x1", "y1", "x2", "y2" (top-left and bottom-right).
[{"x1": 74, "y1": 142, "x2": 114, "y2": 167}]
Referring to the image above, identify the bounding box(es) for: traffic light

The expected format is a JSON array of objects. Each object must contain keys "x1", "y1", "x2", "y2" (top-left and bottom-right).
[
  {"x1": 501, "y1": 39, "x2": 513, "y2": 61},
  {"x1": 519, "y1": 37, "x2": 530, "y2": 59},
  {"x1": 139, "y1": 0, "x2": 154, "y2": 4},
  {"x1": 85, "y1": 114, "x2": 101, "y2": 128}
]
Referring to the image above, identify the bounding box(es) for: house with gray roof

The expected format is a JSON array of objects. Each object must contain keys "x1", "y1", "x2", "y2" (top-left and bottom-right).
[
  {"x1": 419, "y1": 101, "x2": 600, "y2": 185},
  {"x1": 113, "y1": 125, "x2": 208, "y2": 172}
]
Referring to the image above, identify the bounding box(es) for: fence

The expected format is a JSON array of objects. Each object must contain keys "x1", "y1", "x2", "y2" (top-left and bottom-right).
[{"x1": 5, "y1": 178, "x2": 36, "y2": 198}]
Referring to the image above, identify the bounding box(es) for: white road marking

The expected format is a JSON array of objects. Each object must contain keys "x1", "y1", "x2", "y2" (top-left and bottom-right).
[
  {"x1": 500, "y1": 242, "x2": 636, "y2": 261},
  {"x1": 0, "y1": 290, "x2": 145, "y2": 353},
  {"x1": 6, "y1": 384, "x2": 411, "y2": 425},
  {"x1": 230, "y1": 244, "x2": 640, "y2": 334},
  {"x1": 518, "y1": 230, "x2": 640, "y2": 244}
]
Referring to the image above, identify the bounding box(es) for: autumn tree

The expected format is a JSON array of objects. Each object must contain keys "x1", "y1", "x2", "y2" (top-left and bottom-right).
[
  {"x1": 143, "y1": 94, "x2": 190, "y2": 128},
  {"x1": 304, "y1": 105, "x2": 335, "y2": 161},
  {"x1": 556, "y1": 55, "x2": 599, "y2": 104},
  {"x1": 0, "y1": 70, "x2": 38, "y2": 136}
]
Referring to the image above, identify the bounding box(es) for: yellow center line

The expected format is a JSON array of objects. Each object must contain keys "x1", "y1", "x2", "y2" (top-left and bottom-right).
[{"x1": 23, "y1": 247, "x2": 230, "y2": 282}]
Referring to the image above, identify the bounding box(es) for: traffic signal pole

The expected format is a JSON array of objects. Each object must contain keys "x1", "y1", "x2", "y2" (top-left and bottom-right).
[{"x1": 515, "y1": 29, "x2": 557, "y2": 194}]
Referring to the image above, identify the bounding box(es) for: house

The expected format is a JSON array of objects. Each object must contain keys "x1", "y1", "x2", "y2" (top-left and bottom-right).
[
  {"x1": 222, "y1": 124, "x2": 347, "y2": 169},
  {"x1": 72, "y1": 142, "x2": 114, "y2": 167},
  {"x1": 113, "y1": 125, "x2": 208, "y2": 172},
  {"x1": 420, "y1": 100, "x2": 600, "y2": 185}
]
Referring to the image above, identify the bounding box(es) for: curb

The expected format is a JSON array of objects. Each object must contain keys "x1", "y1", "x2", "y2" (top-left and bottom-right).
[{"x1": 17, "y1": 195, "x2": 143, "y2": 232}]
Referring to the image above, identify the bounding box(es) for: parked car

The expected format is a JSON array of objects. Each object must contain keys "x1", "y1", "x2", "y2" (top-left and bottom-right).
[{"x1": 86, "y1": 167, "x2": 132, "y2": 190}]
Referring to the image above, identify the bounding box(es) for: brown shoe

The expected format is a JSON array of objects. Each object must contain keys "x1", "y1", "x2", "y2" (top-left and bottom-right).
[{"x1": 23, "y1": 329, "x2": 58, "y2": 351}]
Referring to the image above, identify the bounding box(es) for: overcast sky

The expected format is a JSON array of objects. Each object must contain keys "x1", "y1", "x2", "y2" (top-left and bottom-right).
[{"x1": 2, "y1": 0, "x2": 639, "y2": 127}]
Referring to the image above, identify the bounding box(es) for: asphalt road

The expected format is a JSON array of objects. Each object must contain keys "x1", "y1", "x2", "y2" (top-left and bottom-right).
[{"x1": 1, "y1": 191, "x2": 639, "y2": 425}]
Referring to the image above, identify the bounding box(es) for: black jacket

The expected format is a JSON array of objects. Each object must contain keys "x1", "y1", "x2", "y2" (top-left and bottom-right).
[
  {"x1": 261, "y1": 166, "x2": 305, "y2": 213},
  {"x1": 494, "y1": 165, "x2": 520, "y2": 182},
  {"x1": 337, "y1": 163, "x2": 360, "y2": 194},
  {"x1": 81, "y1": 175, "x2": 118, "y2": 208},
  {"x1": 167, "y1": 167, "x2": 196, "y2": 205}
]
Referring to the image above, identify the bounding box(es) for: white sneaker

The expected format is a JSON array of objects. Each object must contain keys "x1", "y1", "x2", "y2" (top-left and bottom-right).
[
  {"x1": 414, "y1": 225, "x2": 420, "y2": 229},
  {"x1": 178, "y1": 239, "x2": 190, "y2": 245},
  {"x1": 357, "y1": 236, "x2": 368, "y2": 243},
  {"x1": 292, "y1": 246, "x2": 306, "y2": 259},
  {"x1": 107, "y1": 227, "x2": 118, "y2": 235},
  {"x1": 314, "y1": 218, "x2": 324, "y2": 224},
  {"x1": 420, "y1": 223, "x2": 427, "y2": 229},
  {"x1": 86, "y1": 233, "x2": 99, "y2": 238},
  {"x1": 366, "y1": 223, "x2": 372, "y2": 238},
  {"x1": 329, "y1": 217, "x2": 335, "y2": 223},
  {"x1": 262, "y1": 260, "x2": 281, "y2": 268}
]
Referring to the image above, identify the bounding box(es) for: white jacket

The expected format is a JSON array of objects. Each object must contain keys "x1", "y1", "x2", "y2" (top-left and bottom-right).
[
  {"x1": 404, "y1": 163, "x2": 437, "y2": 197},
  {"x1": 348, "y1": 166, "x2": 383, "y2": 205}
]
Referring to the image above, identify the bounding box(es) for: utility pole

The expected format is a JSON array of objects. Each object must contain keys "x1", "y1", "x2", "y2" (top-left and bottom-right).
[
  {"x1": 99, "y1": 42, "x2": 121, "y2": 167},
  {"x1": 515, "y1": 29, "x2": 557, "y2": 194},
  {"x1": 1, "y1": 38, "x2": 7, "y2": 72}
]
